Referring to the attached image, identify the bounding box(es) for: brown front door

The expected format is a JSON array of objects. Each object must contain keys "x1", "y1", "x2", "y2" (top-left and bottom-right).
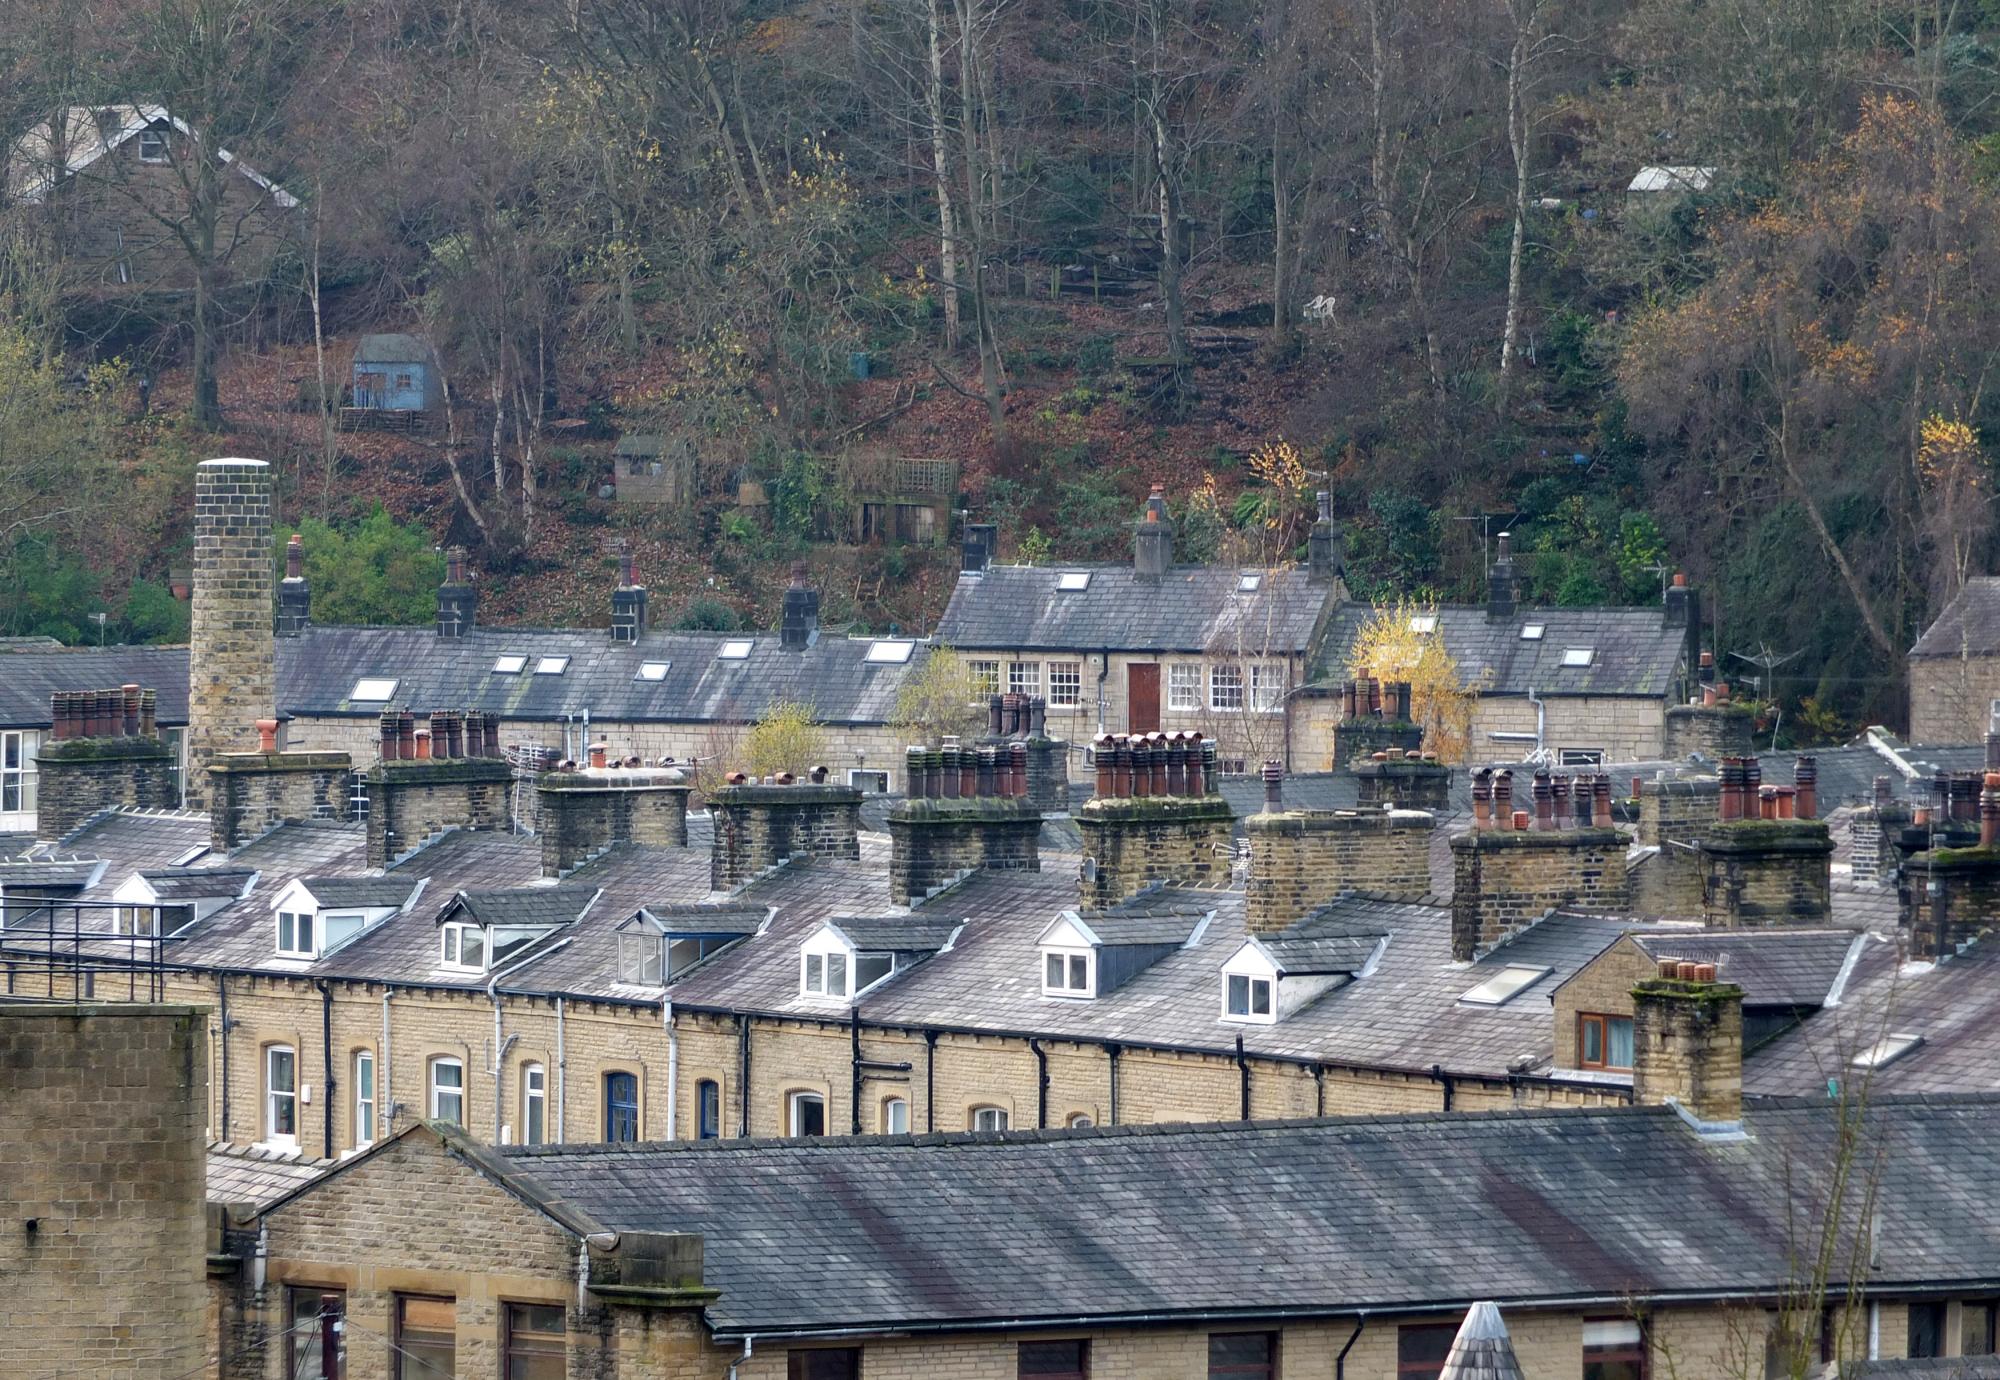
[{"x1": 1127, "y1": 662, "x2": 1161, "y2": 732}]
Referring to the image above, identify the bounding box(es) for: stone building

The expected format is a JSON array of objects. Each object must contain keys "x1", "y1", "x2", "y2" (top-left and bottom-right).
[{"x1": 1909, "y1": 576, "x2": 2000, "y2": 743}]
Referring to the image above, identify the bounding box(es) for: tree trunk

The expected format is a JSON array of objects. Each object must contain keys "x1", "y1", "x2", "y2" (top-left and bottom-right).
[
  {"x1": 1270, "y1": 120, "x2": 1295, "y2": 359},
  {"x1": 1772, "y1": 412, "x2": 1897, "y2": 659},
  {"x1": 955, "y1": 0, "x2": 1007, "y2": 439},
  {"x1": 926, "y1": 0, "x2": 962, "y2": 348},
  {"x1": 1497, "y1": 8, "x2": 1533, "y2": 405},
  {"x1": 1365, "y1": 0, "x2": 1447, "y2": 408}
]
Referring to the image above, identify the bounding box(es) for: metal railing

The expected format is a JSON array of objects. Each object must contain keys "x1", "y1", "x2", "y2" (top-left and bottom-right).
[{"x1": 0, "y1": 901, "x2": 169, "y2": 1003}]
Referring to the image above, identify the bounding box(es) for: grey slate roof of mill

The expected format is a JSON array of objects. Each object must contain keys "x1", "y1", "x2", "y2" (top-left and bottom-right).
[
  {"x1": 0, "y1": 642, "x2": 189, "y2": 728},
  {"x1": 935, "y1": 564, "x2": 1334, "y2": 653},
  {"x1": 1314, "y1": 602, "x2": 1688, "y2": 698},
  {"x1": 492, "y1": 1095, "x2": 2000, "y2": 1337}
]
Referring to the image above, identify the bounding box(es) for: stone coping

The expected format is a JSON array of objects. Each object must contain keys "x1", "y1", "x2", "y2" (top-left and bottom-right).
[
  {"x1": 1450, "y1": 826, "x2": 1623, "y2": 850},
  {"x1": 1699, "y1": 819, "x2": 1834, "y2": 853},
  {"x1": 1076, "y1": 794, "x2": 1233, "y2": 822},
  {"x1": 35, "y1": 736, "x2": 170, "y2": 762},
  {"x1": 886, "y1": 796, "x2": 1042, "y2": 823},
  {"x1": 209, "y1": 751, "x2": 351, "y2": 773},
  {"x1": 707, "y1": 783, "x2": 863, "y2": 805},
  {"x1": 364, "y1": 757, "x2": 514, "y2": 784}
]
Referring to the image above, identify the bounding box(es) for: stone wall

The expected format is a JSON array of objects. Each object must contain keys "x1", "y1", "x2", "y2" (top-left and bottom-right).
[
  {"x1": 535, "y1": 772, "x2": 690, "y2": 878},
  {"x1": 1468, "y1": 695, "x2": 1669, "y2": 765},
  {"x1": 1631, "y1": 977, "x2": 1743, "y2": 1123},
  {"x1": 208, "y1": 750, "x2": 352, "y2": 854},
  {"x1": 1898, "y1": 847, "x2": 2000, "y2": 959},
  {"x1": 364, "y1": 757, "x2": 515, "y2": 869},
  {"x1": 1909, "y1": 653, "x2": 2000, "y2": 745},
  {"x1": 1075, "y1": 795, "x2": 1235, "y2": 909},
  {"x1": 1449, "y1": 828, "x2": 1628, "y2": 960},
  {"x1": 1551, "y1": 939, "x2": 1653, "y2": 1069},
  {"x1": 1244, "y1": 808, "x2": 1434, "y2": 934},
  {"x1": 1332, "y1": 717, "x2": 1424, "y2": 767},
  {"x1": 188, "y1": 459, "x2": 276, "y2": 809},
  {"x1": 1352, "y1": 757, "x2": 1451, "y2": 811},
  {"x1": 1696, "y1": 821, "x2": 1833, "y2": 928},
  {"x1": 886, "y1": 798, "x2": 1042, "y2": 905},
  {"x1": 32, "y1": 736, "x2": 176, "y2": 840},
  {"x1": 707, "y1": 783, "x2": 863, "y2": 890},
  {"x1": 1662, "y1": 704, "x2": 1755, "y2": 761},
  {"x1": 1850, "y1": 803, "x2": 1913, "y2": 885},
  {"x1": 1, "y1": 1004, "x2": 208, "y2": 1380},
  {"x1": 1628, "y1": 776, "x2": 1719, "y2": 914}
]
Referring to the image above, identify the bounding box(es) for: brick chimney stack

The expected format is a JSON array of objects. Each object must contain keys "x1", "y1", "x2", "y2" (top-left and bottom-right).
[
  {"x1": 436, "y1": 547, "x2": 476, "y2": 638},
  {"x1": 611, "y1": 540, "x2": 648, "y2": 644},
  {"x1": 1631, "y1": 961, "x2": 1744, "y2": 1128},
  {"x1": 187, "y1": 458, "x2": 277, "y2": 809},
  {"x1": 780, "y1": 562, "x2": 820, "y2": 651},
  {"x1": 1132, "y1": 484, "x2": 1174, "y2": 580},
  {"x1": 1486, "y1": 531, "x2": 1516, "y2": 620},
  {"x1": 276, "y1": 533, "x2": 311, "y2": 636}
]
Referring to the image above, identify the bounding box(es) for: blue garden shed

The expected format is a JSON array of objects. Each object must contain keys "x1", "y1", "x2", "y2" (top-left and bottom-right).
[{"x1": 351, "y1": 334, "x2": 440, "y2": 412}]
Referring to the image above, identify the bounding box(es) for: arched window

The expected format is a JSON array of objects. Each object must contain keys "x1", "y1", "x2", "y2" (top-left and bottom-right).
[
  {"x1": 429, "y1": 1057, "x2": 463, "y2": 1125},
  {"x1": 521, "y1": 1063, "x2": 546, "y2": 1146},
  {"x1": 970, "y1": 1105, "x2": 1009, "y2": 1132},
  {"x1": 265, "y1": 1045, "x2": 297, "y2": 1143},
  {"x1": 696, "y1": 1079, "x2": 721, "y2": 1140},
  {"x1": 881, "y1": 1097, "x2": 910, "y2": 1135},
  {"x1": 789, "y1": 1091, "x2": 827, "y2": 1137},
  {"x1": 1066, "y1": 1112, "x2": 1094, "y2": 1130},
  {"x1": 604, "y1": 1071, "x2": 639, "y2": 1142}
]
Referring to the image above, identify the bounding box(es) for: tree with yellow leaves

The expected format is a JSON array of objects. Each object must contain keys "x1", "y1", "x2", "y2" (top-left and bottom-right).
[
  {"x1": 1345, "y1": 598, "x2": 1480, "y2": 763},
  {"x1": 742, "y1": 700, "x2": 829, "y2": 779}
]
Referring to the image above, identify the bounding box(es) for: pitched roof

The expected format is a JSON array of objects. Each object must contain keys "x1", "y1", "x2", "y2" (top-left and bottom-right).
[
  {"x1": 493, "y1": 1095, "x2": 2000, "y2": 1338},
  {"x1": 140, "y1": 866, "x2": 256, "y2": 901},
  {"x1": 1909, "y1": 577, "x2": 2000, "y2": 658},
  {"x1": 206, "y1": 1142, "x2": 333, "y2": 1210},
  {"x1": 351, "y1": 333, "x2": 432, "y2": 364},
  {"x1": 1314, "y1": 603, "x2": 1687, "y2": 698},
  {"x1": 0, "y1": 643, "x2": 190, "y2": 729},
  {"x1": 828, "y1": 917, "x2": 962, "y2": 953},
  {"x1": 1626, "y1": 931, "x2": 1870, "y2": 1008},
  {"x1": 7, "y1": 104, "x2": 299, "y2": 207},
  {"x1": 935, "y1": 565, "x2": 1333, "y2": 653},
  {"x1": 296, "y1": 875, "x2": 423, "y2": 910},
  {"x1": 441, "y1": 885, "x2": 602, "y2": 929},
  {"x1": 1439, "y1": 1303, "x2": 1525, "y2": 1380}
]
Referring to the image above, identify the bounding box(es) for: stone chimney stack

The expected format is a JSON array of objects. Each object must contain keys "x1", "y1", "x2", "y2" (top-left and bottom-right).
[
  {"x1": 364, "y1": 712, "x2": 514, "y2": 868},
  {"x1": 275, "y1": 534, "x2": 311, "y2": 636},
  {"x1": 1662, "y1": 571, "x2": 1693, "y2": 627},
  {"x1": 1486, "y1": 531, "x2": 1517, "y2": 620},
  {"x1": 436, "y1": 547, "x2": 476, "y2": 638},
  {"x1": 1696, "y1": 755, "x2": 1833, "y2": 927},
  {"x1": 1308, "y1": 490, "x2": 1342, "y2": 584},
  {"x1": 707, "y1": 776, "x2": 863, "y2": 890},
  {"x1": 887, "y1": 740, "x2": 1043, "y2": 904},
  {"x1": 1244, "y1": 762, "x2": 1434, "y2": 935},
  {"x1": 1132, "y1": 484, "x2": 1174, "y2": 581},
  {"x1": 961, "y1": 522, "x2": 996, "y2": 574},
  {"x1": 34, "y1": 687, "x2": 176, "y2": 840},
  {"x1": 610, "y1": 540, "x2": 648, "y2": 644},
  {"x1": 1631, "y1": 961, "x2": 1744, "y2": 1127},
  {"x1": 188, "y1": 459, "x2": 277, "y2": 809},
  {"x1": 536, "y1": 760, "x2": 690, "y2": 878},
  {"x1": 1449, "y1": 786, "x2": 1626, "y2": 961},
  {"x1": 780, "y1": 563, "x2": 820, "y2": 651},
  {"x1": 1076, "y1": 732, "x2": 1233, "y2": 908}
]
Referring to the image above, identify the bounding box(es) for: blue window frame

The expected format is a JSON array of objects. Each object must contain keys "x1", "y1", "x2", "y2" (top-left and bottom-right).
[
  {"x1": 697, "y1": 1079, "x2": 720, "y2": 1139},
  {"x1": 604, "y1": 1071, "x2": 639, "y2": 1142}
]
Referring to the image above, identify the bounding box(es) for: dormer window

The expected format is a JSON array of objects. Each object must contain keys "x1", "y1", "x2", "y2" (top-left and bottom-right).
[
  {"x1": 804, "y1": 950, "x2": 848, "y2": 999},
  {"x1": 275, "y1": 910, "x2": 316, "y2": 958},
  {"x1": 619, "y1": 931, "x2": 664, "y2": 984},
  {"x1": 1225, "y1": 974, "x2": 1273, "y2": 1021},
  {"x1": 441, "y1": 921, "x2": 487, "y2": 972},
  {"x1": 1043, "y1": 948, "x2": 1094, "y2": 998},
  {"x1": 137, "y1": 128, "x2": 168, "y2": 163},
  {"x1": 799, "y1": 923, "x2": 901, "y2": 1002}
]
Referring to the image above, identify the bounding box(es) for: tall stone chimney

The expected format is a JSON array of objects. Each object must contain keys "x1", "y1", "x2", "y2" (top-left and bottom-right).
[
  {"x1": 275, "y1": 534, "x2": 310, "y2": 636},
  {"x1": 961, "y1": 522, "x2": 996, "y2": 574},
  {"x1": 888, "y1": 741, "x2": 1042, "y2": 905},
  {"x1": 436, "y1": 546, "x2": 476, "y2": 637},
  {"x1": 1486, "y1": 531, "x2": 1516, "y2": 620},
  {"x1": 1631, "y1": 961, "x2": 1743, "y2": 1127},
  {"x1": 1307, "y1": 490, "x2": 1342, "y2": 583},
  {"x1": 780, "y1": 563, "x2": 819, "y2": 651},
  {"x1": 708, "y1": 777, "x2": 863, "y2": 890},
  {"x1": 1450, "y1": 775, "x2": 1626, "y2": 960},
  {"x1": 188, "y1": 458, "x2": 276, "y2": 809},
  {"x1": 1132, "y1": 484, "x2": 1173, "y2": 581},
  {"x1": 610, "y1": 541, "x2": 647, "y2": 644},
  {"x1": 1076, "y1": 732, "x2": 1233, "y2": 908}
]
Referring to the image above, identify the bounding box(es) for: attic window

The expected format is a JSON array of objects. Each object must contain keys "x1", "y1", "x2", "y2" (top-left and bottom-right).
[
  {"x1": 1409, "y1": 614, "x2": 1438, "y2": 634},
  {"x1": 865, "y1": 640, "x2": 915, "y2": 665},
  {"x1": 1560, "y1": 647, "x2": 1595, "y2": 668},
  {"x1": 636, "y1": 661, "x2": 670, "y2": 681},
  {"x1": 492, "y1": 654, "x2": 528, "y2": 674},
  {"x1": 1057, "y1": 571, "x2": 1092, "y2": 592},
  {"x1": 717, "y1": 640, "x2": 754, "y2": 660},
  {"x1": 534, "y1": 656, "x2": 570, "y2": 675},
  {"x1": 1852, "y1": 1032, "x2": 1924, "y2": 1069},
  {"x1": 1521, "y1": 623, "x2": 1546, "y2": 641},
  {"x1": 1458, "y1": 964, "x2": 1552, "y2": 1006},
  {"x1": 1237, "y1": 574, "x2": 1263, "y2": 593},
  {"x1": 350, "y1": 677, "x2": 398, "y2": 702},
  {"x1": 1041, "y1": 947, "x2": 1095, "y2": 999},
  {"x1": 137, "y1": 129, "x2": 168, "y2": 163}
]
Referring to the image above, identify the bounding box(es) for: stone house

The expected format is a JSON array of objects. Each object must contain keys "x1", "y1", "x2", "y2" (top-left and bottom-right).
[
  {"x1": 0, "y1": 640, "x2": 190, "y2": 832},
  {"x1": 1908, "y1": 577, "x2": 2000, "y2": 743}
]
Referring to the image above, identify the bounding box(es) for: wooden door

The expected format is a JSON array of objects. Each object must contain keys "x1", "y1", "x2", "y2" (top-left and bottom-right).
[{"x1": 1127, "y1": 663, "x2": 1161, "y2": 732}]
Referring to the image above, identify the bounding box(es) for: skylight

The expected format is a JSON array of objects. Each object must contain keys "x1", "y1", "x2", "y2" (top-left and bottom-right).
[
  {"x1": 492, "y1": 654, "x2": 527, "y2": 674},
  {"x1": 636, "y1": 661, "x2": 670, "y2": 681},
  {"x1": 350, "y1": 677, "x2": 398, "y2": 702},
  {"x1": 534, "y1": 656, "x2": 570, "y2": 675},
  {"x1": 1560, "y1": 647, "x2": 1595, "y2": 668},
  {"x1": 1057, "y1": 571, "x2": 1092, "y2": 592},
  {"x1": 1852, "y1": 1032, "x2": 1924, "y2": 1069},
  {"x1": 1520, "y1": 623, "x2": 1546, "y2": 641},
  {"x1": 717, "y1": 639, "x2": 754, "y2": 660},
  {"x1": 1409, "y1": 614, "x2": 1438, "y2": 634},
  {"x1": 1458, "y1": 964, "x2": 1552, "y2": 1006},
  {"x1": 865, "y1": 640, "x2": 915, "y2": 665},
  {"x1": 1237, "y1": 574, "x2": 1263, "y2": 592}
]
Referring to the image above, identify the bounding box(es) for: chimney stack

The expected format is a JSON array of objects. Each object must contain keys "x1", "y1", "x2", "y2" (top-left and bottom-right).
[
  {"x1": 187, "y1": 458, "x2": 277, "y2": 808},
  {"x1": 1245, "y1": 762, "x2": 1433, "y2": 934},
  {"x1": 1077, "y1": 731, "x2": 1232, "y2": 908},
  {"x1": 708, "y1": 777, "x2": 863, "y2": 890},
  {"x1": 1132, "y1": 484, "x2": 1174, "y2": 581},
  {"x1": 1308, "y1": 490, "x2": 1342, "y2": 584},
  {"x1": 961, "y1": 522, "x2": 996, "y2": 574},
  {"x1": 536, "y1": 759, "x2": 691, "y2": 878},
  {"x1": 437, "y1": 547, "x2": 476, "y2": 638},
  {"x1": 276, "y1": 533, "x2": 311, "y2": 636},
  {"x1": 33, "y1": 687, "x2": 176, "y2": 840},
  {"x1": 364, "y1": 713, "x2": 514, "y2": 868},
  {"x1": 1486, "y1": 531, "x2": 1516, "y2": 620},
  {"x1": 1449, "y1": 802, "x2": 1627, "y2": 960},
  {"x1": 887, "y1": 739, "x2": 1043, "y2": 904},
  {"x1": 780, "y1": 562, "x2": 820, "y2": 651},
  {"x1": 1631, "y1": 962, "x2": 1744, "y2": 1129},
  {"x1": 1663, "y1": 571, "x2": 1693, "y2": 627},
  {"x1": 1697, "y1": 756, "x2": 1833, "y2": 928},
  {"x1": 611, "y1": 540, "x2": 648, "y2": 644}
]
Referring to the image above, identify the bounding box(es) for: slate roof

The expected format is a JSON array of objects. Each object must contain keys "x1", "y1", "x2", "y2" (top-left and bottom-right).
[
  {"x1": 935, "y1": 565, "x2": 1333, "y2": 653},
  {"x1": 1258, "y1": 934, "x2": 1383, "y2": 975},
  {"x1": 352, "y1": 333, "x2": 432, "y2": 364},
  {"x1": 0, "y1": 642, "x2": 189, "y2": 729},
  {"x1": 441, "y1": 885, "x2": 603, "y2": 929},
  {"x1": 0, "y1": 860, "x2": 104, "y2": 889},
  {"x1": 1909, "y1": 577, "x2": 2000, "y2": 659},
  {"x1": 297, "y1": 876, "x2": 423, "y2": 910},
  {"x1": 631, "y1": 904, "x2": 766, "y2": 936},
  {"x1": 1315, "y1": 603, "x2": 1688, "y2": 698},
  {"x1": 830, "y1": 917, "x2": 962, "y2": 953},
  {"x1": 1626, "y1": 930, "x2": 1869, "y2": 1008},
  {"x1": 1838, "y1": 1362, "x2": 2000, "y2": 1378},
  {"x1": 206, "y1": 1142, "x2": 332, "y2": 1210},
  {"x1": 494, "y1": 1095, "x2": 2000, "y2": 1337},
  {"x1": 140, "y1": 866, "x2": 257, "y2": 901},
  {"x1": 1439, "y1": 1303, "x2": 1525, "y2": 1380}
]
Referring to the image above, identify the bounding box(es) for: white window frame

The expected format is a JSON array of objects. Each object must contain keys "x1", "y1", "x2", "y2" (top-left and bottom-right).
[
  {"x1": 1066, "y1": 1113, "x2": 1095, "y2": 1129},
  {"x1": 275, "y1": 910, "x2": 316, "y2": 959},
  {"x1": 1560, "y1": 647, "x2": 1595, "y2": 668},
  {"x1": 789, "y1": 1090, "x2": 827, "y2": 1137},
  {"x1": 0, "y1": 729, "x2": 39, "y2": 818},
  {"x1": 137, "y1": 128, "x2": 169, "y2": 163},
  {"x1": 534, "y1": 655, "x2": 571, "y2": 675},
  {"x1": 352, "y1": 1050, "x2": 376, "y2": 1148},
  {"x1": 1222, "y1": 972, "x2": 1275, "y2": 1025},
  {"x1": 440, "y1": 921, "x2": 487, "y2": 973},
  {"x1": 882, "y1": 1097, "x2": 910, "y2": 1134},
  {"x1": 265, "y1": 1045, "x2": 298, "y2": 1145},
  {"x1": 1048, "y1": 660, "x2": 1082, "y2": 708},
  {"x1": 1041, "y1": 947, "x2": 1095, "y2": 998},
  {"x1": 1209, "y1": 663, "x2": 1245, "y2": 713},
  {"x1": 717, "y1": 639, "x2": 754, "y2": 660},
  {"x1": 492, "y1": 654, "x2": 528, "y2": 674},
  {"x1": 1167, "y1": 663, "x2": 1202, "y2": 712},
  {"x1": 970, "y1": 1105, "x2": 1009, "y2": 1132},
  {"x1": 802, "y1": 948, "x2": 849, "y2": 1000},
  {"x1": 349, "y1": 677, "x2": 398, "y2": 701},
  {"x1": 1008, "y1": 661, "x2": 1042, "y2": 696},
  {"x1": 430, "y1": 1056, "x2": 464, "y2": 1125},
  {"x1": 1056, "y1": 570, "x2": 1092, "y2": 591},
  {"x1": 1249, "y1": 662, "x2": 1285, "y2": 713},
  {"x1": 864, "y1": 640, "x2": 914, "y2": 664},
  {"x1": 1558, "y1": 748, "x2": 1605, "y2": 767},
  {"x1": 635, "y1": 660, "x2": 670, "y2": 681},
  {"x1": 522, "y1": 1062, "x2": 547, "y2": 1145},
  {"x1": 968, "y1": 659, "x2": 1001, "y2": 698}
]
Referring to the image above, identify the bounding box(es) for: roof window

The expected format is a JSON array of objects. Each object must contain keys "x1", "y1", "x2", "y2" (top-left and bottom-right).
[
  {"x1": 1560, "y1": 647, "x2": 1595, "y2": 668},
  {"x1": 350, "y1": 677, "x2": 398, "y2": 702},
  {"x1": 1237, "y1": 574, "x2": 1263, "y2": 592},
  {"x1": 1057, "y1": 571, "x2": 1092, "y2": 591},
  {"x1": 717, "y1": 639, "x2": 754, "y2": 660},
  {"x1": 1520, "y1": 623, "x2": 1546, "y2": 641},
  {"x1": 534, "y1": 656, "x2": 570, "y2": 675},
  {"x1": 864, "y1": 640, "x2": 915, "y2": 664},
  {"x1": 1458, "y1": 964, "x2": 1552, "y2": 1006},
  {"x1": 1409, "y1": 614, "x2": 1438, "y2": 634},
  {"x1": 636, "y1": 661, "x2": 670, "y2": 681},
  {"x1": 492, "y1": 654, "x2": 527, "y2": 674},
  {"x1": 1852, "y1": 1032, "x2": 1924, "y2": 1069}
]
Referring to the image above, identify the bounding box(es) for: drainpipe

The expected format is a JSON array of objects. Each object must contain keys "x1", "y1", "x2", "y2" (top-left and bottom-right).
[
  {"x1": 486, "y1": 940, "x2": 563, "y2": 1143},
  {"x1": 1236, "y1": 1034, "x2": 1251, "y2": 1120},
  {"x1": 1104, "y1": 1042, "x2": 1120, "y2": 1126},
  {"x1": 1312, "y1": 1063, "x2": 1325, "y2": 1117},
  {"x1": 850, "y1": 1008, "x2": 864, "y2": 1135},
  {"x1": 316, "y1": 981, "x2": 336, "y2": 1158},
  {"x1": 216, "y1": 973, "x2": 232, "y2": 1142},
  {"x1": 1528, "y1": 686, "x2": 1546, "y2": 757},
  {"x1": 379, "y1": 990, "x2": 394, "y2": 1136},
  {"x1": 924, "y1": 1029, "x2": 939, "y2": 1131},
  {"x1": 737, "y1": 1014, "x2": 752, "y2": 1137},
  {"x1": 663, "y1": 999, "x2": 677, "y2": 1141},
  {"x1": 1430, "y1": 1062, "x2": 1454, "y2": 1112},
  {"x1": 1335, "y1": 1318, "x2": 1367, "y2": 1380},
  {"x1": 554, "y1": 996, "x2": 567, "y2": 1142},
  {"x1": 1030, "y1": 1039, "x2": 1049, "y2": 1129},
  {"x1": 1095, "y1": 648, "x2": 1111, "y2": 735},
  {"x1": 726, "y1": 1336, "x2": 756, "y2": 1380}
]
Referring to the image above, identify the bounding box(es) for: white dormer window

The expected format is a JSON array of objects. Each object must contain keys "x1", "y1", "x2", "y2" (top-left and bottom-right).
[
  {"x1": 1042, "y1": 948, "x2": 1094, "y2": 998},
  {"x1": 1057, "y1": 571, "x2": 1092, "y2": 591},
  {"x1": 441, "y1": 921, "x2": 487, "y2": 972},
  {"x1": 865, "y1": 640, "x2": 915, "y2": 664},
  {"x1": 803, "y1": 950, "x2": 848, "y2": 998},
  {"x1": 718, "y1": 639, "x2": 754, "y2": 660},
  {"x1": 636, "y1": 661, "x2": 670, "y2": 681},
  {"x1": 1237, "y1": 573, "x2": 1263, "y2": 592},
  {"x1": 1225, "y1": 974, "x2": 1273, "y2": 1022},
  {"x1": 275, "y1": 911, "x2": 316, "y2": 959},
  {"x1": 138, "y1": 128, "x2": 168, "y2": 163},
  {"x1": 1521, "y1": 623, "x2": 1546, "y2": 641},
  {"x1": 1458, "y1": 963, "x2": 1552, "y2": 1007},
  {"x1": 492, "y1": 654, "x2": 528, "y2": 674},
  {"x1": 800, "y1": 925, "x2": 895, "y2": 1002},
  {"x1": 535, "y1": 655, "x2": 570, "y2": 675},
  {"x1": 350, "y1": 677, "x2": 398, "y2": 701},
  {"x1": 1561, "y1": 647, "x2": 1595, "y2": 667},
  {"x1": 1409, "y1": 614, "x2": 1438, "y2": 634}
]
